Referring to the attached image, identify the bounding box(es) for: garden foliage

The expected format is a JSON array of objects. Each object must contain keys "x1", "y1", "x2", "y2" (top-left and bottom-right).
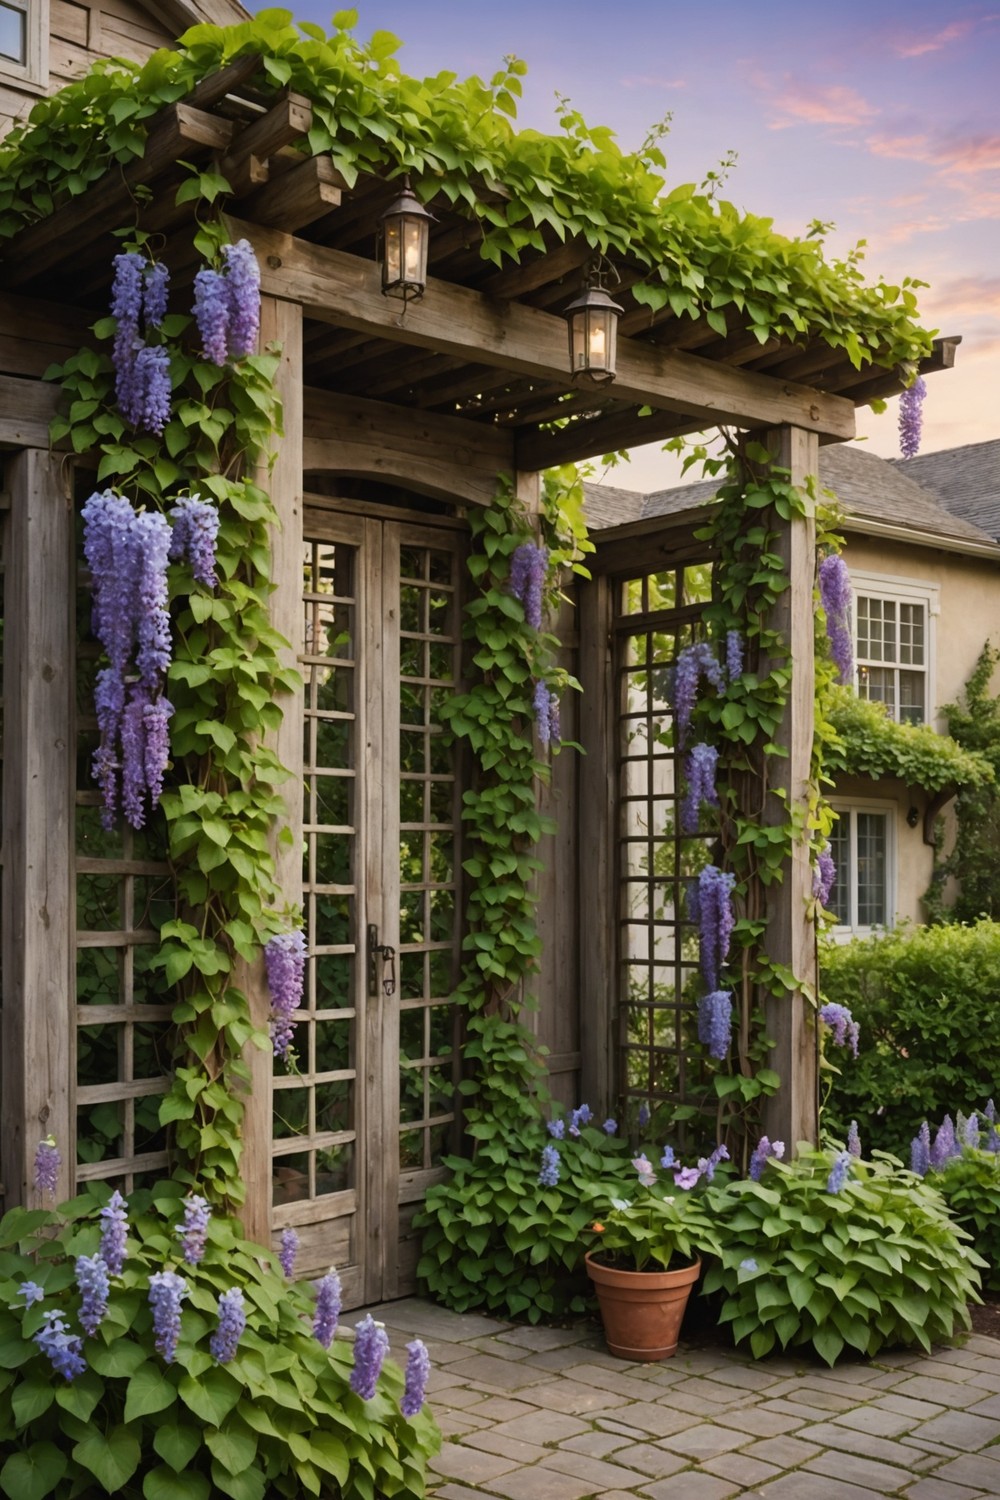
[
  {"x1": 821, "y1": 921, "x2": 1000, "y2": 1158},
  {"x1": 924, "y1": 1147, "x2": 1000, "y2": 1293},
  {"x1": 0, "y1": 1185, "x2": 438, "y2": 1500},
  {"x1": 931, "y1": 643, "x2": 1000, "y2": 921}
]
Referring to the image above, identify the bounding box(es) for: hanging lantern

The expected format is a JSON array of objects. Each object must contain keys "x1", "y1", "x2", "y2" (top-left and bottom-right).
[
  {"x1": 564, "y1": 275, "x2": 623, "y2": 386},
  {"x1": 379, "y1": 177, "x2": 435, "y2": 304}
]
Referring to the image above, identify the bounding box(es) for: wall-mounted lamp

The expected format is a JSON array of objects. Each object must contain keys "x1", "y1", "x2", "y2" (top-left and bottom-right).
[
  {"x1": 379, "y1": 176, "x2": 436, "y2": 305},
  {"x1": 563, "y1": 260, "x2": 623, "y2": 386},
  {"x1": 906, "y1": 806, "x2": 921, "y2": 829}
]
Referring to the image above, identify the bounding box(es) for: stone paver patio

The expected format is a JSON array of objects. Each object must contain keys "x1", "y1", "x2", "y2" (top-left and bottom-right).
[{"x1": 345, "y1": 1299, "x2": 1000, "y2": 1499}]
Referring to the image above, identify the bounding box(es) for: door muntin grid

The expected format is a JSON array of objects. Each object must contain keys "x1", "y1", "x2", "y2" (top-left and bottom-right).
[
  {"x1": 614, "y1": 565, "x2": 715, "y2": 1116},
  {"x1": 274, "y1": 539, "x2": 358, "y2": 1206},
  {"x1": 397, "y1": 543, "x2": 461, "y2": 1175}
]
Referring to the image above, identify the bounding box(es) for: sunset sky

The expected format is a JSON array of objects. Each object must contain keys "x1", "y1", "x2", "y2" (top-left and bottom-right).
[{"x1": 253, "y1": 2, "x2": 1000, "y2": 490}]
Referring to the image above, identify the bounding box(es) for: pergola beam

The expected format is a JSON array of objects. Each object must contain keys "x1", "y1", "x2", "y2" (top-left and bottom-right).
[{"x1": 235, "y1": 218, "x2": 856, "y2": 447}]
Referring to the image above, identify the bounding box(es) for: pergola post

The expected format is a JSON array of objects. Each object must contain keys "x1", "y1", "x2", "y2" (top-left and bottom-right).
[
  {"x1": 1, "y1": 448, "x2": 75, "y2": 1208},
  {"x1": 760, "y1": 424, "x2": 820, "y2": 1151},
  {"x1": 235, "y1": 296, "x2": 304, "y2": 1246}
]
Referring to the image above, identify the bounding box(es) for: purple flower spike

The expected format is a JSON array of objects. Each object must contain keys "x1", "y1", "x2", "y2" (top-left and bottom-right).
[
  {"x1": 169, "y1": 495, "x2": 220, "y2": 587},
  {"x1": 538, "y1": 1144, "x2": 560, "y2": 1187},
  {"x1": 533, "y1": 678, "x2": 552, "y2": 747},
  {"x1": 222, "y1": 239, "x2": 261, "y2": 359},
  {"x1": 696, "y1": 865, "x2": 736, "y2": 991},
  {"x1": 930, "y1": 1115, "x2": 960, "y2": 1168},
  {"x1": 76, "y1": 1254, "x2": 110, "y2": 1337},
  {"x1": 143, "y1": 261, "x2": 170, "y2": 328},
  {"x1": 725, "y1": 630, "x2": 744, "y2": 683},
  {"x1": 279, "y1": 1228, "x2": 299, "y2": 1279},
  {"x1": 703, "y1": 1143, "x2": 729, "y2": 1182},
  {"x1": 899, "y1": 376, "x2": 927, "y2": 460},
  {"x1": 194, "y1": 267, "x2": 230, "y2": 365},
  {"x1": 34, "y1": 1311, "x2": 86, "y2": 1382},
  {"x1": 911, "y1": 1121, "x2": 931, "y2": 1176},
  {"x1": 680, "y1": 741, "x2": 719, "y2": 834},
  {"x1": 826, "y1": 1150, "x2": 852, "y2": 1195},
  {"x1": 547, "y1": 1119, "x2": 565, "y2": 1140},
  {"x1": 210, "y1": 1288, "x2": 246, "y2": 1364},
  {"x1": 698, "y1": 989, "x2": 732, "y2": 1060},
  {"x1": 508, "y1": 542, "x2": 548, "y2": 629},
  {"x1": 813, "y1": 844, "x2": 836, "y2": 907},
  {"x1": 964, "y1": 1112, "x2": 981, "y2": 1150},
  {"x1": 350, "y1": 1314, "x2": 390, "y2": 1400},
  {"x1": 177, "y1": 1195, "x2": 211, "y2": 1266},
  {"x1": 847, "y1": 1120, "x2": 862, "y2": 1158},
  {"x1": 148, "y1": 1270, "x2": 186, "y2": 1365},
  {"x1": 748, "y1": 1136, "x2": 784, "y2": 1181},
  {"x1": 33, "y1": 1137, "x2": 60, "y2": 1197},
  {"x1": 819, "y1": 1002, "x2": 860, "y2": 1058},
  {"x1": 401, "y1": 1338, "x2": 431, "y2": 1418},
  {"x1": 818, "y1": 554, "x2": 853, "y2": 686},
  {"x1": 266, "y1": 929, "x2": 307, "y2": 1062},
  {"x1": 313, "y1": 1269, "x2": 342, "y2": 1349},
  {"x1": 99, "y1": 1190, "x2": 128, "y2": 1275},
  {"x1": 672, "y1": 640, "x2": 724, "y2": 747}
]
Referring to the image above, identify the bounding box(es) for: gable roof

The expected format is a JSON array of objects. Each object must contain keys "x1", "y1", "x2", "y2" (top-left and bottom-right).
[
  {"x1": 892, "y1": 439, "x2": 1000, "y2": 542},
  {"x1": 586, "y1": 442, "x2": 1000, "y2": 558}
]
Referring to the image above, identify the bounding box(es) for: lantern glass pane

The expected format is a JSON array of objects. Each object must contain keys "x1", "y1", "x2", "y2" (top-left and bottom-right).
[
  {"x1": 588, "y1": 310, "x2": 609, "y2": 368},
  {"x1": 570, "y1": 314, "x2": 588, "y2": 373},
  {"x1": 384, "y1": 220, "x2": 403, "y2": 285},
  {"x1": 403, "y1": 220, "x2": 424, "y2": 284}
]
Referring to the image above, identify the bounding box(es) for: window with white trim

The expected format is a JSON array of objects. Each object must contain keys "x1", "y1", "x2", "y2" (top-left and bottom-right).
[
  {"x1": 0, "y1": 0, "x2": 47, "y2": 92},
  {"x1": 828, "y1": 802, "x2": 894, "y2": 933},
  {"x1": 851, "y1": 573, "x2": 938, "y2": 726}
]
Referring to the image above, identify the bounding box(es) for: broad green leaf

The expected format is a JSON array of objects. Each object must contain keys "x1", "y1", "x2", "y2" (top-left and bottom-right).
[
  {"x1": 144, "y1": 1467, "x2": 210, "y2": 1500},
  {"x1": 72, "y1": 1426, "x2": 141, "y2": 1494},
  {"x1": 125, "y1": 1362, "x2": 176, "y2": 1422},
  {"x1": 178, "y1": 1367, "x2": 241, "y2": 1426},
  {"x1": 153, "y1": 1418, "x2": 203, "y2": 1472},
  {"x1": 0, "y1": 1444, "x2": 67, "y2": 1500}
]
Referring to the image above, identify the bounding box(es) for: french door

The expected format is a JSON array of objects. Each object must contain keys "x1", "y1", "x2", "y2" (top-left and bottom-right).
[{"x1": 272, "y1": 507, "x2": 465, "y2": 1305}]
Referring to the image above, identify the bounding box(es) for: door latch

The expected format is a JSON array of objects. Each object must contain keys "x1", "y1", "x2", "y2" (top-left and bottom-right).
[{"x1": 367, "y1": 924, "x2": 396, "y2": 997}]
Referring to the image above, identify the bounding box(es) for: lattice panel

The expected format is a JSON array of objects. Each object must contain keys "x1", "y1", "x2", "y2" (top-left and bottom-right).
[
  {"x1": 397, "y1": 543, "x2": 461, "y2": 1173},
  {"x1": 614, "y1": 563, "x2": 715, "y2": 1116},
  {"x1": 273, "y1": 540, "x2": 358, "y2": 1206}
]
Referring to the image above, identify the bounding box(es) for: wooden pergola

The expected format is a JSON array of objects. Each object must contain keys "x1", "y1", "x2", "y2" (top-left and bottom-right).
[{"x1": 0, "y1": 64, "x2": 953, "y2": 1300}]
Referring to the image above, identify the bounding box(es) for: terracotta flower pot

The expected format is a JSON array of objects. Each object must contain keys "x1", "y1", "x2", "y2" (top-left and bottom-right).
[{"x1": 585, "y1": 1250, "x2": 701, "y2": 1362}]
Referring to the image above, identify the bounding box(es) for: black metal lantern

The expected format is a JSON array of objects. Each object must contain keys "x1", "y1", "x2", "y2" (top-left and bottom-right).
[
  {"x1": 379, "y1": 176, "x2": 436, "y2": 304},
  {"x1": 564, "y1": 274, "x2": 623, "y2": 386}
]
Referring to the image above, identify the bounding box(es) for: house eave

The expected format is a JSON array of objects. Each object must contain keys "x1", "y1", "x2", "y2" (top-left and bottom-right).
[{"x1": 843, "y1": 515, "x2": 1000, "y2": 561}]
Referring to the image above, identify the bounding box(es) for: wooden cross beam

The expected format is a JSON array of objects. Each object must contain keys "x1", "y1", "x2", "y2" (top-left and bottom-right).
[{"x1": 232, "y1": 218, "x2": 857, "y2": 449}]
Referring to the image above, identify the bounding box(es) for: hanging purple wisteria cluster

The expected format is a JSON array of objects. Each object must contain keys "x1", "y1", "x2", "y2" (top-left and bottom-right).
[
  {"x1": 818, "y1": 553, "x2": 853, "y2": 686},
  {"x1": 818, "y1": 1001, "x2": 860, "y2": 1058},
  {"x1": 672, "y1": 640, "x2": 724, "y2": 748},
  {"x1": 532, "y1": 677, "x2": 561, "y2": 748},
  {"x1": 82, "y1": 490, "x2": 220, "y2": 829},
  {"x1": 265, "y1": 928, "x2": 307, "y2": 1061},
  {"x1": 680, "y1": 741, "x2": 719, "y2": 834},
  {"x1": 509, "y1": 542, "x2": 548, "y2": 630},
  {"x1": 812, "y1": 841, "x2": 836, "y2": 907},
  {"x1": 687, "y1": 865, "x2": 736, "y2": 1059},
  {"x1": 899, "y1": 375, "x2": 927, "y2": 460},
  {"x1": 193, "y1": 239, "x2": 262, "y2": 366},
  {"x1": 111, "y1": 252, "x2": 172, "y2": 434}
]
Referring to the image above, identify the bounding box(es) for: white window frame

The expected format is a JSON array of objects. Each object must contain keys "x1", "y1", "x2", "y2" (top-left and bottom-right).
[
  {"x1": 849, "y1": 569, "x2": 938, "y2": 728},
  {"x1": 0, "y1": 0, "x2": 49, "y2": 95},
  {"x1": 828, "y1": 798, "x2": 896, "y2": 939}
]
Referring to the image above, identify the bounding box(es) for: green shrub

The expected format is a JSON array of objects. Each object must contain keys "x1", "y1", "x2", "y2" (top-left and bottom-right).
[
  {"x1": 821, "y1": 920, "x2": 1000, "y2": 1158},
  {"x1": 924, "y1": 1145, "x2": 1000, "y2": 1294},
  {"x1": 0, "y1": 1184, "x2": 438, "y2": 1500},
  {"x1": 703, "y1": 1146, "x2": 983, "y2": 1365}
]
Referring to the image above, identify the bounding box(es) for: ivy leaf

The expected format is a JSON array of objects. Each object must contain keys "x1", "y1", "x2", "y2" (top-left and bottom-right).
[{"x1": 72, "y1": 1426, "x2": 141, "y2": 1494}]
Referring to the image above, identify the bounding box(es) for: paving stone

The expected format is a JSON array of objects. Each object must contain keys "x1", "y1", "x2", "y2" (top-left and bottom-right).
[
  {"x1": 902, "y1": 1358, "x2": 978, "y2": 1384},
  {"x1": 833, "y1": 1404, "x2": 919, "y2": 1438},
  {"x1": 352, "y1": 1297, "x2": 512, "y2": 1342},
  {"x1": 464, "y1": 1335, "x2": 534, "y2": 1361},
  {"x1": 893, "y1": 1376, "x2": 984, "y2": 1407},
  {"x1": 738, "y1": 1433, "x2": 823, "y2": 1469},
  {"x1": 767, "y1": 1381, "x2": 866, "y2": 1412},
  {"x1": 436, "y1": 1411, "x2": 494, "y2": 1439},
  {"x1": 487, "y1": 1466, "x2": 601, "y2": 1500},
  {"x1": 461, "y1": 1430, "x2": 549, "y2": 1465},
  {"x1": 445, "y1": 1353, "x2": 552, "y2": 1391},
  {"x1": 429, "y1": 1444, "x2": 520, "y2": 1484},
  {"x1": 932, "y1": 1456, "x2": 1000, "y2": 1492},
  {"x1": 640, "y1": 1473, "x2": 741, "y2": 1500},
  {"x1": 806, "y1": 1446, "x2": 916, "y2": 1492},
  {"x1": 496, "y1": 1324, "x2": 594, "y2": 1352},
  {"x1": 668, "y1": 1375, "x2": 754, "y2": 1407},
  {"x1": 560, "y1": 1429, "x2": 632, "y2": 1459},
  {"x1": 700, "y1": 1361, "x2": 787, "y2": 1392},
  {"x1": 607, "y1": 1441, "x2": 689, "y2": 1478},
  {"x1": 967, "y1": 1392, "x2": 1000, "y2": 1419},
  {"x1": 764, "y1": 1396, "x2": 858, "y2": 1423},
  {"x1": 467, "y1": 1396, "x2": 539, "y2": 1421},
  {"x1": 431, "y1": 1386, "x2": 491, "y2": 1410},
  {"x1": 432, "y1": 1485, "x2": 505, "y2": 1500},
  {"x1": 904, "y1": 1479, "x2": 996, "y2": 1500},
  {"x1": 793, "y1": 1419, "x2": 929, "y2": 1469},
  {"x1": 713, "y1": 1404, "x2": 806, "y2": 1438},
  {"x1": 597, "y1": 1400, "x2": 706, "y2": 1438},
  {"x1": 909, "y1": 1411, "x2": 1000, "y2": 1451},
  {"x1": 880, "y1": 1394, "x2": 949, "y2": 1420},
  {"x1": 560, "y1": 1361, "x2": 666, "y2": 1400},
  {"x1": 515, "y1": 1377, "x2": 633, "y2": 1414},
  {"x1": 427, "y1": 1368, "x2": 470, "y2": 1392},
  {"x1": 701, "y1": 1450, "x2": 783, "y2": 1486},
  {"x1": 756, "y1": 1476, "x2": 903, "y2": 1500},
  {"x1": 540, "y1": 1448, "x2": 658, "y2": 1489},
  {"x1": 487, "y1": 1409, "x2": 591, "y2": 1446},
  {"x1": 658, "y1": 1422, "x2": 748, "y2": 1460}
]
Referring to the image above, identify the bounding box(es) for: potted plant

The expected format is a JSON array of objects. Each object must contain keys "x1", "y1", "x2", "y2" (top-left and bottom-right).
[{"x1": 584, "y1": 1147, "x2": 724, "y2": 1361}]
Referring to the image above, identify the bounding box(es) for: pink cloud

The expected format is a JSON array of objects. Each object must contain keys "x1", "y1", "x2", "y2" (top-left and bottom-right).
[
  {"x1": 926, "y1": 275, "x2": 1000, "y2": 318},
  {"x1": 892, "y1": 18, "x2": 982, "y2": 56},
  {"x1": 878, "y1": 214, "x2": 951, "y2": 244},
  {"x1": 766, "y1": 83, "x2": 878, "y2": 131},
  {"x1": 867, "y1": 131, "x2": 1000, "y2": 175}
]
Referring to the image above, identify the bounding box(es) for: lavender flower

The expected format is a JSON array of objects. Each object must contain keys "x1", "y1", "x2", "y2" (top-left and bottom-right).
[
  {"x1": 75, "y1": 1254, "x2": 110, "y2": 1338},
  {"x1": 963, "y1": 1112, "x2": 981, "y2": 1150},
  {"x1": 680, "y1": 741, "x2": 719, "y2": 834},
  {"x1": 222, "y1": 239, "x2": 261, "y2": 360},
  {"x1": 265, "y1": 929, "x2": 307, "y2": 1062},
  {"x1": 930, "y1": 1115, "x2": 960, "y2": 1168},
  {"x1": 748, "y1": 1136, "x2": 784, "y2": 1181},
  {"x1": 739, "y1": 1257, "x2": 758, "y2": 1272},
  {"x1": 547, "y1": 1118, "x2": 565, "y2": 1140},
  {"x1": 533, "y1": 678, "x2": 553, "y2": 747},
  {"x1": 350, "y1": 1314, "x2": 390, "y2": 1400},
  {"x1": 111, "y1": 252, "x2": 144, "y2": 404},
  {"x1": 702, "y1": 1143, "x2": 730, "y2": 1182},
  {"x1": 818, "y1": 554, "x2": 853, "y2": 686},
  {"x1": 603, "y1": 1118, "x2": 618, "y2": 1135},
  {"x1": 142, "y1": 696, "x2": 173, "y2": 809},
  {"x1": 17, "y1": 1281, "x2": 45, "y2": 1308},
  {"x1": 696, "y1": 865, "x2": 736, "y2": 991},
  {"x1": 672, "y1": 640, "x2": 724, "y2": 747},
  {"x1": 509, "y1": 542, "x2": 548, "y2": 629},
  {"x1": 313, "y1": 1269, "x2": 342, "y2": 1348},
  {"x1": 132, "y1": 343, "x2": 172, "y2": 434},
  {"x1": 673, "y1": 1166, "x2": 702, "y2": 1190},
  {"x1": 632, "y1": 1154, "x2": 656, "y2": 1186},
  {"x1": 34, "y1": 1311, "x2": 86, "y2": 1381},
  {"x1": 33, "y1": 1136, "x2": 60, "y2": 1197},
  {"x1": 660, "y1": 1145, "x2": 676, "y2": 1169},
  {"x1": 210, "y1": 1288, "x2": 246, "y2": 1364},
  {"x1": 698, "y1": 989, "x2": 732, "y2": 1060},
  {"x1": 847, "y1": 1120, "x2": 862, "y2": 1158},
  {"x1": 538, "y1": 1144, "x2": 560, "y2": 1187},
  {"x1": 194, "y1": 267, "x2": 230, "y2": 365},
  {"x1": 169, "y1": 495, "x2": 220, "y2": 587},
  {"x1": 279, "y1": 1228, "x2": 299, "y2": 1279},
  {"x1": 725, "y1": 630, "x2": 744, "y2": 683},
  {"x1": 826, "y1": 1150, "x2": 852, "y2": 1195},
  {"x1": 148, "y1": 1269, "x2": 186, "y2": 1364},
  {"x1": 143, "y1": 261, "x2": 170, "y2": 328},
  {"x1": 899, "y1": 376, "x2": 927, "y2": 460},
  {"x1": 819, "y1": 1002, "x2": 860, "y2": 1059},
  {"x1": 99, "y1": 1190, "x2": 128, "y2": 1275},
  {"x1": 813, "y1": 844, "x2": 836, "y2": 907},
  {"x1": 401, "y1": 1338, "x2": 431, "y2": 1418},
  {"x1": 176, "y1": 1195, "x2": 211, "y2": 1266},
  {"x1": 910, "y1": 1121, "x2": 931, "y2": 1176}
]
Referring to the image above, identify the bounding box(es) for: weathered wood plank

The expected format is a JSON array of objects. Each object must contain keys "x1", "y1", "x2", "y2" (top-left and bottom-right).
[
  {"x1": 516, "y1": 403, "x2": 698, "y2": 472},
  {"x1": 237, "y1": 218, "x2": 857, "y2": 444},
  {"x1": 1, "y1": 449, "x2": 75, "y2": 1207},
  {"x1": 0, "y1": 291, "x2": 92, "y2": 377},
  {"x1": 238, "y1": 155, "x2": 343, "y2": 233},
  {"x1": 0, "y1": 373, "x2": 61, "y2": 445},
  {"x1": 221, "y1": 90, "x2": 313, "y2": 196},
  {"x1": 237, "y1": 296, "x2": 304, "y2": 1246},
  {"x1": 361, "y1": 516, "x2": 385, "y2": 1303},
  {"x1": 760, "y1": 425, "x2": 820, "y2": 1153},
  {"x1": 302, "y1": 387, "x2": 514, "y2": 508}
]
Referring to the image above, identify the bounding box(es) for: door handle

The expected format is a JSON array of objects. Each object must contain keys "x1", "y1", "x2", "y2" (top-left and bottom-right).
[{"x1": 367, "y1": 924, "x2": 397, "y2": 997}]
